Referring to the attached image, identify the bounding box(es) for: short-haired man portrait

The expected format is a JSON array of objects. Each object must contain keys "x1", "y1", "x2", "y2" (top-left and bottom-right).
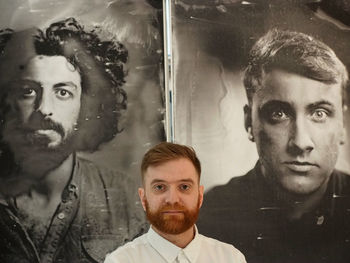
[
  {"x1": 105, "y1": 142, "x2": 246, "y2": 263},
  {"x1": 0, "y1": 18, "x2": 145, "y2": 263},
  {"x1": 198, "y1": 29, "x2": 350, "y2": 263}
]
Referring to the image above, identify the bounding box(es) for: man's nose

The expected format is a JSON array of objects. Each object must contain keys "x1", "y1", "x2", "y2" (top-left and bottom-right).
[
  {"x1": 35, "y1": 90, "x2": 53, "y2": 117},
  {"x1": 165, "y1": 187, "x2": 180, "y2": 204},
  {"x1": 287, "y1": 117, "x2": 314, "y2": 155}
]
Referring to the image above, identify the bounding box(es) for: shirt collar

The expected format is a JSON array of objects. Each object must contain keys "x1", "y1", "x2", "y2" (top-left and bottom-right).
[
  {"x1": 182, "y1": 225, "x2": 201, "y2": 262},
  {"x1": 147, "y1": 226, "x2": 181, "y2": 262},
  {"x1": 147, "y1": 225, "x2": 202, "y2": 263},
  {"x1": 0, "y1": 195, "x2": 8, "y2": 206},
  {"x1": 61, "y1": 153, "x2": 80, "y2": 201}
]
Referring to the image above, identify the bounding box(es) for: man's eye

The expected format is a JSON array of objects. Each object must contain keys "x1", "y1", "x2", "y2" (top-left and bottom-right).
[
  {"x1": 56, "y1": 89, "x2": 73, "y2": 99},
  {"x1": 153, "y1": 184, "x2": 166, "y2": 192},
  {"x1": 21, "y1": 88, "x2": 36, "y2": 98},
  {"x1": 270, "y1": 110, "x2": 289, "y2": 122},
  {"x1": 311, "y1": 109, "x2": 329, "y2": 122},
  {"x1": 179, "y1": 184, "x2": 191, "y2": 191}
]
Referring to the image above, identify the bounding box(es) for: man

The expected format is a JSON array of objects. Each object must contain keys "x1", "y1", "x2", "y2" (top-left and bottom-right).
[
  {"x1": 0, "y1": 18, "x2": 146, "y2": 262},
  {"x1": 104, "y1": 142, "x2": 246, "y2": 263},
  {"x1": 198, "y1": 29, "x2": 350, "y2": 263}
]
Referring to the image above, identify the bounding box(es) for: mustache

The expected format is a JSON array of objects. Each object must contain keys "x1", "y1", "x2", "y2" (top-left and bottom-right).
[
  {"x1": 21, "y1": 117, "x2": 65, "y2": 138},
  {"x1": 160, "y1": 204, "x2": 186, "y2": 212}
]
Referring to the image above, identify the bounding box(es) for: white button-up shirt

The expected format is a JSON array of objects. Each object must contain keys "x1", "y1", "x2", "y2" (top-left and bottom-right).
[{"x1": 104, "y1": 225, "x2": 246, "y2": 263}]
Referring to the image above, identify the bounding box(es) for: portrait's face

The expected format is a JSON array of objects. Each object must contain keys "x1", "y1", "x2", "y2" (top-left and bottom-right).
[
  {"x1": 3, "y1": 55, "x2": 82, "y2": 150},
  {"x1": 246, "y1": 69, "x2": 345, "y2": 196},
  {"x1": 139, "y1": 158, "x2": 204, "y2": 235}
]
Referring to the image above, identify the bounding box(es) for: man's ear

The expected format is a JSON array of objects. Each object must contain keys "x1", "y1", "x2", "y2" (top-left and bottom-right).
[
  {"x1": 244, "y1": 104, "x2": 254, "y2": 142},
  {"x1": 340, "y1": 126, "x2": 346, "y2": 145},
  {"x1": 198, "y1": 185, "x2": 204, "y2": 209},
  {"x1": 138, "y1": 188, "x2": 146, "y2": 211},
  {"x1": 340, "y1": 105, "x2": 347, "y2": 145}
]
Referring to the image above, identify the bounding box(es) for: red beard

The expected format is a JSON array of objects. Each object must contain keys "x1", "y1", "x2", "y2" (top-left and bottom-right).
[{"x1": 145, "y1": 199, "x2": 200, "y2": 235}]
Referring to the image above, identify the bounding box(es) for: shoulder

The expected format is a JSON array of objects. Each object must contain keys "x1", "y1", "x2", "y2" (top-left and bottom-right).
[
  {"x1": 198, "y1": 234, "x2": 246, "y2": 262},
  {"x1": 78, "y1": 156, "x2": 148, "y2": 257},
  {"x1": 202, "y1": 168, "x2": 255, "y2": 207},
  {"x1": 199, "y1": 234, "x2": 241, "y2": 251},
  {"x1": 76, "y1": 156, "x2": 128, "y2": 203},
  {"x1": 76, "y1": 156, "x2": 125, "y2": 185},
  {"x1": 104, "y1": 234, "x2": 149, "y2": 263},
  {"x1": 331, "y1": 169, "x2": 350, "y2": 195},
  {"x1": 333, "y1": 169, "x2": 350, "y2": 182},
  {"x1": 197, "y1": 167, "x2": 259, "y2": 244},
  {"x1": 207, "y1": 174, "x2": 249, "y2": 194},
  {"x1": 208, "y1": 168, "x2": 255, "y2": 194}
]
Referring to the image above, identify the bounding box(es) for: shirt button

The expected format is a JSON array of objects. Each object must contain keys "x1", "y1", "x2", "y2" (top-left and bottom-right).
[
  {"x1": 58, "y1": 212, "x2": 65, "y2": 220},
  {"x1": 316, "y1": 215, "x2": 324, "y2": 225},
  {"x1": 68, "y1": 184, "x2": 77, "y2": 192}
]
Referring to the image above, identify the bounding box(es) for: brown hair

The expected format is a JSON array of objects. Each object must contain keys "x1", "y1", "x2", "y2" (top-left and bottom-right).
[
  {"x1": 141, "y1": 142, "x2": 201, "y2": 182},
  {"x1": 244, "y1": 28, "x2": 348, "y2": 105}
]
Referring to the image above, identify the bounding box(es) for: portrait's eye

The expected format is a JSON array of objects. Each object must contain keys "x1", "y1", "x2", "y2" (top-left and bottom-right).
[
  {"x1": 55, "y1": 88, "x2": 73, "y2": 100},
  {"x1": 311, "y1": 109, "x2": 329, "y2": 123},
  {"x1": 260, "y1": 102, "x2": 293, "y2": 125},
  {"x1": 22, "y1": 88, "x2": 36, "y2": 98},
  {"x1": 269, "y1": 109, "x2": 290, "y2": 123},
  {"x1": 18, "y1": 83, "x2": 37, "y2": 99}
]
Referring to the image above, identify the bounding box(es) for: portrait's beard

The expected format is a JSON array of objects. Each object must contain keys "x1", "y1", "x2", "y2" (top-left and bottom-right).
[
  {"x1": 0, "y1": 114, "x2": 78, "y2": 181},
  {"x1": 145, "y1": 198, "x2": 200, "y2": 235}
]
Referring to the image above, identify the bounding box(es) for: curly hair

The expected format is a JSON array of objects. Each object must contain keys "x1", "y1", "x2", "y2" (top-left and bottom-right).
[
  {"x1": 0, "y1": 17, "x2": 128, "y2": 152},
  {"x1": 244, "y1": 29, "x2": 349, "y2": 104}
]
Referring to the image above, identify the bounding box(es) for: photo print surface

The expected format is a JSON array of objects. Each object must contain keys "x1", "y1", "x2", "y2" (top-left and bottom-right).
[
  {"x1": 0, "y1": 0, "x2": 165, "y2": 262},
  {"x1": 171, "y1": 0, "x2": 350, "y2": 190},
  {"x1": 171, "y1": 0, "x2": 350, "y2": 262}
]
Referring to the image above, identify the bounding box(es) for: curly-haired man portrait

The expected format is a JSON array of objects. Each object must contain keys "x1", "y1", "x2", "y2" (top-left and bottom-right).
[{"x1": 0, "y1": 17, "x2": 146, "y2": 263}]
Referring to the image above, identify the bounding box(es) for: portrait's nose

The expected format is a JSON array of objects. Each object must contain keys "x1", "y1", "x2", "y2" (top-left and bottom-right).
[
  {"x1": 288, "y1": 116, "x2": 314, "y2": 155},
  {"x1": 165, "y1": 186, "x2": 180, "y2": 204},
  {"x1": 35, "y1": 89, "x2": 53, "y2": 117}
]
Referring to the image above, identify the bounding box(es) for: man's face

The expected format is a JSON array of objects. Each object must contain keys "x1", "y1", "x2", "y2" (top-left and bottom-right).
[
  {"x1": 246, "y1": 69, "x2": 345, "y2": 196},
  {"x1": 4, "y1": 55, "x2": 82, "y2": 150},
  {"x1": 0, "y1": 55, "x2": 82, "y2": 177},
  {"x1": 139, "y1": 158, "x2": 204, "y2": 235}
]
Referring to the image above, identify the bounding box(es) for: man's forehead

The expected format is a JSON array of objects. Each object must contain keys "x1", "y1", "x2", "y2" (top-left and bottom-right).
[
  {"x1": 22, "y1": 55, "x2": 74, "y2": 72},
  {"x1": 253, "y1": 69, "x2": 343, "y2": 108},
  {"x1": 19, "y1": 55, "x2": 81, "y2": 86},
  {"x1": 144, "y1": 159, "x2": 199, "y2": 184},
  {"x1": 149, "y1": 178, "x2": 196, "y2": 185}
]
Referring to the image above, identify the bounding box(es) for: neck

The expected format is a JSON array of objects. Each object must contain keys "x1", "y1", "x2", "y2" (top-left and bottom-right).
[
  {"x1": 152, "y1": 225, "x2": 195, "y2": 248},
  {"x1": 285, "y1": 181, "x2": 329, "y2": 221},
  {"x1": 261, "y1": 165, "x2": 330, "y2": 221},
  {"x1": 0, "y1": 154, "x2": 74, "y2": 199},
  {"x1": 33, "y1": 154, "x2": 75, "y2": 199}
]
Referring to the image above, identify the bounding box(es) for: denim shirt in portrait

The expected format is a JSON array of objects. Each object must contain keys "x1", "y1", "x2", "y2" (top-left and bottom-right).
[{"x1": 0, "y1": 155, "x2": 147, "y2": 263}]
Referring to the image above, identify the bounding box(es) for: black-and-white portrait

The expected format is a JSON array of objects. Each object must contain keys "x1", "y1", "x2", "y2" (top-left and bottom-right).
[
  {"x1": 171, "y1": 0, "x2": 350, "y2": 189},
  {"x1": 171, "y1": 0, "x2": 350, "y2": 262},
  {"x1": 0, "y1": 1, "x2": 164, "y2": 262}
]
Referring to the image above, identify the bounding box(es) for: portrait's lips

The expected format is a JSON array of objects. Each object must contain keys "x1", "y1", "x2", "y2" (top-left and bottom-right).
[
  {"x1": 36, "y1": 129, "x2": 61, "y2": 137},
  {"x1": 284, "y1": 161, "x2": 319, "y2": 173},
  {"x1": 26, "y1": 129, "x2": 62, "y2": 147}
]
